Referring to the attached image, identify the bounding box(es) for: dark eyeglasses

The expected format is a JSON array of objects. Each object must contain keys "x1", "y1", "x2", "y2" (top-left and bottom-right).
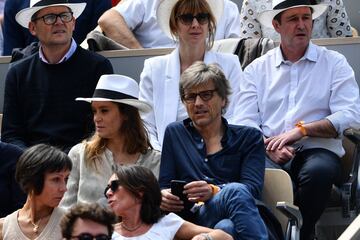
[
  {"x1": 71, "y1": 233, "x2": 111, "y2": 240},
  {"x1": 32, "y1": 12, "x2": 73, "y2": 25},
  {"x1": 104, "y1": 180, "x2": 120, "y2": 198},
  {"x1": 177, "y1": 13, "x2": 210, "y2": 25},
  {"x1": 183, "y1": 89, "x2": 217, "y2": 103}
]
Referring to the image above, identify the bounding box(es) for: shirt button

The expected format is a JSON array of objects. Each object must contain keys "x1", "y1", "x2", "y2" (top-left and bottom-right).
[
  {"x1": 204, "y1": 158, "x2": 208, "y2": 162},
  {"x1": 201, "y1": 139, "x2": 204, "y2": 142}
]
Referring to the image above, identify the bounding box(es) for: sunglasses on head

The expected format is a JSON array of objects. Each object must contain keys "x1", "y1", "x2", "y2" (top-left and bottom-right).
[
  {"x1": 104, "y1": 180, "x2": 120, "y2": 198},
  {"x1": 70, "y1": 233, "x2": 110, "y2": 240},
  {"x1": 177, "y1": 13, "x2": 210, "y2": 25}
]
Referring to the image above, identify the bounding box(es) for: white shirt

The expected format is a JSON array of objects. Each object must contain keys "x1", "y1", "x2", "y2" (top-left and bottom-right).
[
  {"x1": 233, "y1": 42, "x2": 360, "y2": 157},
  {"x1": 112, "y1": 213, "x2": 184, "y2": 240},
  {"x1": 115, "y1": 0, "x2": 241, "y2": 48}
]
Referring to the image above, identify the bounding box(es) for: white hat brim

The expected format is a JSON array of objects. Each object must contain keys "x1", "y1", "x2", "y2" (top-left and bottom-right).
[
  {"x1": 15, "y1": 2, "x2": 86, "y2": 28},
  {"x1": 257, "y1": 4, "x2": 328, "y2": 28},
  {"x1": 75, "y1": 97, "x2": 152, "y2": 113},
  {"x1": 157, "y1": 0, "x2": 224, "y2": 39}
]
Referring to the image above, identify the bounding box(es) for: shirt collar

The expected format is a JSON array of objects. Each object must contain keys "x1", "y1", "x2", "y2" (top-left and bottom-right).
[
  {"x1": 39, "y1": 38, "x2": 77, "y2": 64},
  {"x1": 275, "y1": 41, "x2": 318, "y2": 67}
]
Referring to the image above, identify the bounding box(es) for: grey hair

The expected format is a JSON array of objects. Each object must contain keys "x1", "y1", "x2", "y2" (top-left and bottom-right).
[{"x1": 179, "y1": 61, "x2": 231, "y2": 111}]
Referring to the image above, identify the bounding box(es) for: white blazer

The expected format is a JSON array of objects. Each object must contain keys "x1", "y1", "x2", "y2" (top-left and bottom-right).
[{"x1": 139, "y1": 48, "x2": 243, "y2": 150}]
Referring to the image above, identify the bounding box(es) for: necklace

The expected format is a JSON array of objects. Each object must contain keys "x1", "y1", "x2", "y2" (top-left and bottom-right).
[
  {"x1": 120, "y1": 222, "x2": 143, "y2": 232},
  {"x1": 29, "y1": 218, "x2": 42, "y2": 233}
]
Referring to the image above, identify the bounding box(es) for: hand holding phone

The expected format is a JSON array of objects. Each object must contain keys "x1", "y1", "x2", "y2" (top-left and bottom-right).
[{"x1": 170, "y1": 180, "x2": 193, "y2": 210}]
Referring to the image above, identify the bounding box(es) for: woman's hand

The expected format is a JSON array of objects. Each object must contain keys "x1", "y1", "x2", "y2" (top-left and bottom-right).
[
  {"x1": 160, "y1": 188, "x2": 183, "y2": 212},
  {"x1": 184, "y1": 181, "x2": 213, "y2": 202}
]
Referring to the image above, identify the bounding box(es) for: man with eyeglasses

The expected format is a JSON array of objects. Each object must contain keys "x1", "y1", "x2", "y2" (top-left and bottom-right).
[
  {"x1": 1, "y1": 0, "x2": 113, "y2": 153},
  {"x1": 61, "y1": 203, "x2": 116, "y2": 240},
  {"x1": 3, "y1": 0, "x2": 111, "y2": 56},
  {"x1": 159, "y1": 61, "x2": 268, "y2": 240},
  {"x1": 97, "y1": 0, "x2": 241, "y2": 49}
]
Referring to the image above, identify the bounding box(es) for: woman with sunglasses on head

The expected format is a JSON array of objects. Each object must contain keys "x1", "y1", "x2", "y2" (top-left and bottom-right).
[
  {"x1": 0, "y1": 144, "x2": 72, "y2": 240},
  {"x1": 106, "y1": 165, "x2": 233, "y2": 240},
  {"x1": 139, "y1": 0, "x2": 243, "y2": 150},
  {"x1": 60, "y1": 74, "x2": 160, "y2": 209}
]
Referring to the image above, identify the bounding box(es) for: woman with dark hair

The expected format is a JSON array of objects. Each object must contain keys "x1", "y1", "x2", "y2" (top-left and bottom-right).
[
  {"x1": 106, "y1": 165, "x2": 233, "y2": 240},
  {"x1": 139, "y1": 0, "x2": 243, "y2": 150},
  {"x1": 61, "y1": 74, "x2": 160, "y2": 209},
  {"x1": 0, "y1": 144, "x2": 72, "y2": 240}
]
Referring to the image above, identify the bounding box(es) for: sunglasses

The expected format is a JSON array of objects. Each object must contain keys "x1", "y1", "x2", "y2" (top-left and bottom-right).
[
  {"x1": 177, "y1": 13, "x2": 210, "y2": 25},
  {"x1": 104, "y1": 180, "x2": 120, "y2": 198},
  {"x1": 32, "y1": 12, "x2": 73, "y2": 25},
  {"x1": 70, "y1": 233, "x2": 110, "y2": 240},
  {"x1": 183, "y1": 89, "x2": 217, "y2": 103}
]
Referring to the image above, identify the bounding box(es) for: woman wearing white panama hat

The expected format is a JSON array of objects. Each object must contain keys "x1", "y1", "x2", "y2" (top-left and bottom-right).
[
  {"x1": 139, "y1": 0, "x2": 243, "y2": 151},
  {"x1": 60, "y1": 74, "x2": 161, "y2": 210}
]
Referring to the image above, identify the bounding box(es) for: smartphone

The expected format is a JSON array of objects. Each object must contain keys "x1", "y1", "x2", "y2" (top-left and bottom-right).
[{"x1": 170, "y1": 180, "x2": 193, "y2": 210}]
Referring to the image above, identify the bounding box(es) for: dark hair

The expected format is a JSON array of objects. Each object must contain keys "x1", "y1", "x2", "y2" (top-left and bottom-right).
[
  {"x1": 180, "y1": 61, "x2": 231, "y2": 111},
  {"x1": 169, "y1": 0, "x2": 216, "y2": 49},
  {"x1": 61, "y1": 203, "x2": 117, "y2": 239},
  {"x1": 85, "y1": 103, "x2": 152, "y2": 171},
  {"x1": 15, "y1": 144, "x2": 72, "y2": 195},
  {"x1": 113, "y1": 165, "x2": 162, "y2": 224}
]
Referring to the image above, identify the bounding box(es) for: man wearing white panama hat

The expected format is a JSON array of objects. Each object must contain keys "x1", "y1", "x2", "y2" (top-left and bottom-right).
[
  {"x1": 233, "y1": 0, "x2": 360, "y2": 239},
  {"x1": 1, "y1": 0, "x2": 114, "y2": 153},
  {"x1": 98, "y1": 0, "x2": 241, "y2": 49}
]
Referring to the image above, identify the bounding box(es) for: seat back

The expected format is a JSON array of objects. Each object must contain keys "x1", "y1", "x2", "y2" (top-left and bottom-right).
[{"x1": 262, "y1": 168, "x2": 294, "y2": 234}]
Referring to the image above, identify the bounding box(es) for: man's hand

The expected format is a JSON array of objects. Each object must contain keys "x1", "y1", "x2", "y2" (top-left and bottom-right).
[
  {"x1": 265, "y1": 128, "x2": 304, "y2": 151},
  {"x1": 266, "y1": 145, "x2": 296, "y2": 165},
  {"x1": 184, "y1": 181, "x2": 213, "y2": 202},
  {"x1": 160, "y1": 188, "x2": 184, "y2": 212}
]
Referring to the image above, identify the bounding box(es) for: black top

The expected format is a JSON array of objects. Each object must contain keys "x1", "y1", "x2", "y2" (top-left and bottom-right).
[
  {"x1": 0, "y1": 142, "x2": 26, "y2": 217},
  {"x1": 1, "y1": 47, "x2": 114, "y2": 152}
]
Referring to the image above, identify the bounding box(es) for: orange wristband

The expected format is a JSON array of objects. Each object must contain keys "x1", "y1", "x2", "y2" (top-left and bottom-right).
[
  {"x1": 295, "y1": 121, "x2": 307, "y2": 136},
  {"x1": 209, "y1": 184, "x2": 220, "y2": 196}
]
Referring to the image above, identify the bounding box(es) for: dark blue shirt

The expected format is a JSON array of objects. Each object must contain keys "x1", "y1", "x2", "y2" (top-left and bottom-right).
[
  {"x1": 3, "y1": 0, "x2": 111, "y2": 56},
  {"x1": 159, "y1": 118, "x2": 265, "y2": 199},
  {"x1": 0, "y1": 142, "x2": 26, "y2": 217}
]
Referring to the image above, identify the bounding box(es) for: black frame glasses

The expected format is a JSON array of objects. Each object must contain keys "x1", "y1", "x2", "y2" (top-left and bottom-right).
[
  {"x1": 183, "y1": 89, "x2": 217, "y2": 103},
  {"x1": 70, "y1": 233, "x2": 111, "y2": 240},
  {"x1": 32, "y1": 12, "x2": 73, "y2": 25},
  {"x1": 104, "y1": 180, "x2": 120, "y2": 198},
  {"x1": 177, "y1": 13, "x2": 210, "y2": 25}
]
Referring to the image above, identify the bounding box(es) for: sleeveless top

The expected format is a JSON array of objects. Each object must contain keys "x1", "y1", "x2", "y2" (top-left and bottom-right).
[{"x1": 2, "y1": 207, "x2": 65, "y2": 240}]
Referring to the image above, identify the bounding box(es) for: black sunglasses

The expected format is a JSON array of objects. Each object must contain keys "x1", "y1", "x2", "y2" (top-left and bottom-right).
[
  {"x1": 177, "y1": 13, "x2": 210, "y2": 25},
  {"x1": 32, "y1": 12, "x2": 73, "y2": 25},
  {"x1": 104, "y1": 180, "x2": 120, "y2": 198},
  {"x1": 183, "y1": 89, "x2": 217, "y2": 103},
  {"x1": 70, "y1": 233, "x2": 110, "y2": 240}
]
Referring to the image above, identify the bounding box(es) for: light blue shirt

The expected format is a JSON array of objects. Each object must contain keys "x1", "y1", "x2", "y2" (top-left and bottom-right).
[{"x1": 39, "y1": 38, "x2": 77, "y2": 64}]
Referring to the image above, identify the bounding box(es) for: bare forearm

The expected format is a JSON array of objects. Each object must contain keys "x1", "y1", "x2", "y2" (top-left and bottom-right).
[
  {"x1": 303, "y1": 119, "x2": 338, "y2": 138},
  {"x1": 98, "y1": 9, "x2": 142, "y2": 49}
]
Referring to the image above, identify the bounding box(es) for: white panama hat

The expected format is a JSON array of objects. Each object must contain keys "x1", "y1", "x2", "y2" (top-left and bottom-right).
[
  {"x1": 156, "y1": 0, "x2": 224, "y2": 39},
  {"x1": 257, "y1": 0, "x2": 328, "y2": 28},
  {"x1": 76, "y1": 74, "x2": 152, "y2": 113},
  {"x1": 16, "y1": 0, "x2": 86, "y2": 28}
]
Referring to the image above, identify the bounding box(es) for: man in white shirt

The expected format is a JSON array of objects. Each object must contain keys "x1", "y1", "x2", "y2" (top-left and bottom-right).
[
  {"x1": 233, "y1": 0, "x2": 360, "y2": 239},
  {"x1": 97, "y1": 0, "x2": 241, "y2": 49}
]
